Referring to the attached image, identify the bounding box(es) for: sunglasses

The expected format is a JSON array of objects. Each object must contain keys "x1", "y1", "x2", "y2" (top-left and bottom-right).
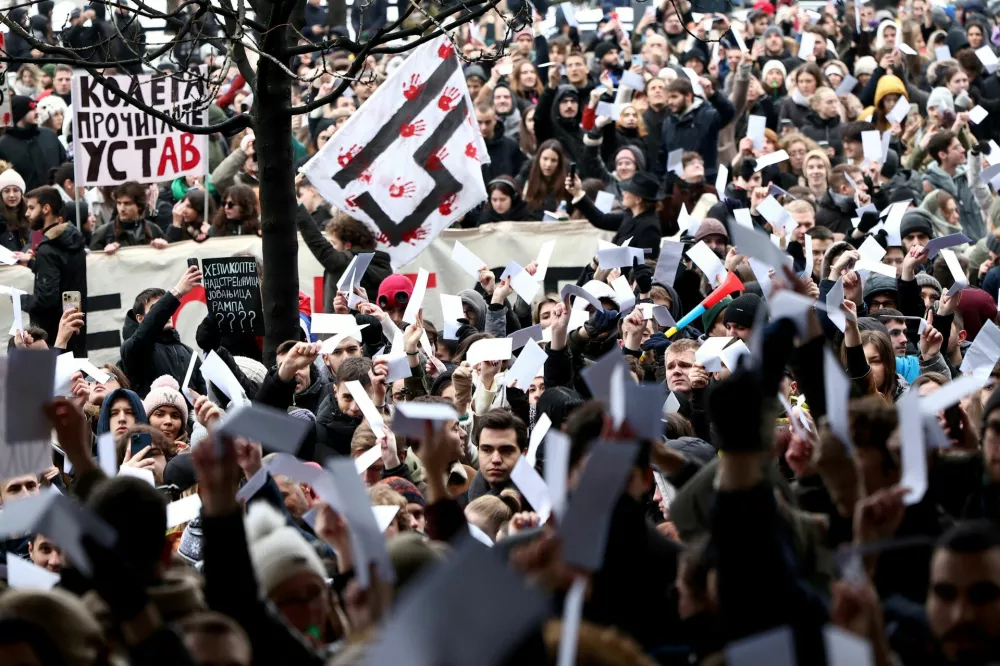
[
  {"x1": 378, "y1": 291, "x2": 409, "y2": 308},
  {"x1": 224, "y1": 201, "x2": 238, "y2": 208}
]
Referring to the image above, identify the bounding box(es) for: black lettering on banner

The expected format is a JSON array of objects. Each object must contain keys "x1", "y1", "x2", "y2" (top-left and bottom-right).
[
  {"x1": 134, "y1": 138, "x2": 156, "y2": 178},
  {"x1": 83, "y1": 141, "x2": 107, "y2": 181},
  {"x1": 107, "y1": 142, "x2": 128, "y2": 181},
  {"x1": 80, "y1": 76, "x2": 103, "y2": 108},
  {"x1": 201, "y1": 258, "x2": 264, "y2": 335},
  {"x1": 332, "y1": 56, "x2": 468, "y2": 245}
]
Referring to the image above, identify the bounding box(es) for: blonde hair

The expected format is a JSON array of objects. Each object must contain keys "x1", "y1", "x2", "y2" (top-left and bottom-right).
[
  {"x1": 465, "y1": 495, "x2": 514, "y2": 537},
  {"x1": 808, "y1": 86, "x2": 837, "y2": 110},
  {"x1": 803, "y1": 148, "x2": 831, "y2": 171}
]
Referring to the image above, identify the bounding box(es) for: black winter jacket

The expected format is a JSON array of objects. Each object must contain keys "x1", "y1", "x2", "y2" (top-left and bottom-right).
[
  {"x1": 20, "y1": 223, "x2": 88, "y2": 357},
  {"x1": 483, "y1": 126, "x2": 527, "y2": 182},
  {"x1": 574, "y1": 195, "x2": 662, "y2": 258},
  {"x1": 120, "y1": 292, "x2": 206, "y2": 398},
  {"x1": 0, "y1": 126, "x2": 67, "y2": 192},
  {"x1": 800, "y1": 112, "x2": 844, "y2": 156},
  {"x1": 658, "y1": 95, "x2": 735, "y2": 180},
  {"x1": 294, "y1": 205, "x2": 393, "y2": 314}
]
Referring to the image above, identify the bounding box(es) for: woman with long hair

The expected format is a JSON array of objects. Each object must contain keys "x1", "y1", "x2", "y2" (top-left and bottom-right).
[
  {"x1": 843, "y1": 301, "x2": 905, "y2": 404},
  {"x1": 12, "y1": 64, "x2": 43, "y2": 97},
  {"x1": 477, "y1": 176, "x2": 537, "y2": 223},
  {"x1": 510, "y1": 61, "x2": 543, "y2": 110},
  {"x1": 211, "y1": 185, "x2": 261, "y2": 237},
  {"x1": 519, "y1": 139, "x2": 570, "y2": 217},
  {"x1": 779, "y1": 63, "x2": 825, "y2": 127},
  {"x1": 0, "y1": 166, "x2": 29, "y2": 252},
  {"x1": 519, "y1": 105, "x2": 537, "y2": 159},
  {"x1": 167, "y1": 189, "x2": 216, "y2": 242}
]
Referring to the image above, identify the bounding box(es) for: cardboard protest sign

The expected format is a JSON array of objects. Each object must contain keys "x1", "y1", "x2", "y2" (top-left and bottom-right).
[
  {"x1": 201, "y1": 257, "x2": 264, "y2": 334},
  {"x1": 71, "y1": 72, "x2": 208, "y2": 185},
  {"x1": 303, "y1": 35, "x2": 489, "y2": 268}
]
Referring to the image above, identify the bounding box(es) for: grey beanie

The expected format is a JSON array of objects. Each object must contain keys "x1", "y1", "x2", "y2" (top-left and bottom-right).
[
  {"x1": 927, "y1": 87, "x2": 955, "y2": 112},
  {"x1": 917, "y1": 273, "x2": 943, "y2": 298},
  {"x1": 863, "y1": 273, "x2": 898, "y2": 306}
]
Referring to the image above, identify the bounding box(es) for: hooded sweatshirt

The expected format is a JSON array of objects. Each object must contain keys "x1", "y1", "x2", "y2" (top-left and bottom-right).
[
  {"x1": 96, "y1": 388, "x2": 148, "y2": 436},
  {"x1": 535, "y1": 85, "x2": 584, "y2": 163}
]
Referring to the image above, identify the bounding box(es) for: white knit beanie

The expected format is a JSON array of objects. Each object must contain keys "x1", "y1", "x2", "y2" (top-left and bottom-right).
[
  {"x1": 234, "y1": 355, "x2": 267, "y2": 386},
  {"x1": 0, "y1": 168, "x2": 26, "y2": 194},
  {"x1": 35, "y1": 94, "x2": 67, "y2": 126},
  {"x1": 245, "y1": 502, "x2": 327, "y2": 595}
]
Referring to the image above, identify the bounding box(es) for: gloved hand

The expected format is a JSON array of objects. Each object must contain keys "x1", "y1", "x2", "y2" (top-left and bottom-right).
[
  {"x1": 196, "y1": 314, "x2": 222, "y2": 352},
  {"x1": 583, "y1": 308, "x2": 620, "y2": 338},
  {"x1": 973, "y1": 141, "x2": 988, "y2": 156},
  {"x1": 631, "y1": 264, "x2": 653, "y2": 293},
  {"x1": 641, "y1": 332, "x2": 669, "y2": 352},
  {"x1": 857, "y1": 210, "x2": 880, "y2": 234}
]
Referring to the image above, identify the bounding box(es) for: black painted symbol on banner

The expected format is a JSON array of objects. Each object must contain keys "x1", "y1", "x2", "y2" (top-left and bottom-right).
[{"x1": 332, "y1": 53, "x2": 466, "y2": 245}]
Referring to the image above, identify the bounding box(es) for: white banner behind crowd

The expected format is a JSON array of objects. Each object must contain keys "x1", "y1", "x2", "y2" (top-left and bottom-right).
[
  {"x1": 0, "y1": 221, "x2": 610, "y2": 366},
  {"x1": 71, "y1": 72, "x2": 209, "y2": 186}
]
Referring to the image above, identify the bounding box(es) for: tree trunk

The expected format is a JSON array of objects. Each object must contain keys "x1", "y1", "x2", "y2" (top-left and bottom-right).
[{"x1": 254, "y1": 17, "x2": 299, "y2": 368}]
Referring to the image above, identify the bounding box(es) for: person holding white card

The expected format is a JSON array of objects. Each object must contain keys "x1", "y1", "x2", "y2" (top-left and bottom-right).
[
  {"x1": 923, "y1": 130, "x2": 987, "y2": 241},
  {"x1": 566, "y1": 171, "x2": 663, "y2": 258},
  {"x1": 659, "y1": 76, "x2": 736, "y2": 181},
  {"x1": 120, "y1": 265, "x2": 207, "y2": 398},
  {"x1": 293, "y1": 192, "x2": 392, "y2": 315}
]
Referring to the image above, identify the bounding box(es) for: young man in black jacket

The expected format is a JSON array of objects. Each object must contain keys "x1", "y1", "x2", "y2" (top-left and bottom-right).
[
  {"x1": 120, "y1": 265, "x2": 206, "y2": 398},
  {"x1": 20, "y1": 186, "x2": 88, "y2": 357}
]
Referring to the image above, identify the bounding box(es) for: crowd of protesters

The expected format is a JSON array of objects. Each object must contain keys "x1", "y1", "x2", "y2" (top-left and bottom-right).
[{"x1": 6, "y1": 0, "x2": 1000, "y2": 664}]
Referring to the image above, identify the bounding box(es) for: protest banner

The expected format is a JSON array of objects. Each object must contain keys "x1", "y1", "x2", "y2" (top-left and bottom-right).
[
  {"x1": 0, "y1": 35, "x2": 11, "y2": 128},
  {"x1": 201, "y1": 257, "x2": 265, "y2": 335},
  {"x1": 71, "y1": 72, "x2": 208, "y2": 185},
  {"x1": 303, "y1": 35, "x2": 489, "y2": 268},
  {"x1": 0, "y1": 221, "x2": 611, "y2": 365}
]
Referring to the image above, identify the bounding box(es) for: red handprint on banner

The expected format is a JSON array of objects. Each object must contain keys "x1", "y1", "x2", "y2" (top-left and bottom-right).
[
  {"x1": 345, "y1": 194, "x2": 359, "y2": 210},
  {"x1": 389, "y1": 179, "x2": 416, "y2": 199},
  {"x1": 338, "y1": 144, "x2": 362, "y2": 167},
  {"x1": 399, "y1": 120, "x2": 426, "y2": 138},
  {"x1": 438, "y1": 87, "x2": 460, "y2": 112},
  {"x1": 438, "y1": 42, "x2": 455, "y2": 59},
  {"x1": 465, "y1": 142, "x2": 479, "y2": 160},
  {"x1": 426, "y1": 147, "x2": 449, "y2": 171},
  {"x1": 402, "y1": 74, "x2": 425, "y2": 101},
  {"x1": 438, "y1": 193, "x2": 457, "y2": 215},
  {"x1": 359, "y1": 169, "x2": 372, "y2": 184}
]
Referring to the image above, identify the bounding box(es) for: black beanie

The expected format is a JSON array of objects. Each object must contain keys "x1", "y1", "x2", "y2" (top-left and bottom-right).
[
  {"x1": 899, "y1": 210, "x2": 934, "y2": 240},
  {"x1": 723, "y1": 293, "x2": 761, "y2": 329},
  {"x1": 594, "y1": 41, "x2": 617, "y2": 61},
  {"x1": 11, "y1": 96, "x2": 35, "y2": 125}
]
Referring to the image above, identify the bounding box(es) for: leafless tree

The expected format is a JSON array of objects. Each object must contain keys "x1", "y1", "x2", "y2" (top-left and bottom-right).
[{"x1": 1, "y1": 0, "x2": 517, "y2": 362}]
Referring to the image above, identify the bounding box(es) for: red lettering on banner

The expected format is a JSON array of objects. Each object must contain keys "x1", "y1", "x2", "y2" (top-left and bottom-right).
[
  {"x1": 180, "y1": 133, "x2": 200, "y2": 170},
  {"x1": 158, "y1": 137, "x2": 179, "y2": 176}
]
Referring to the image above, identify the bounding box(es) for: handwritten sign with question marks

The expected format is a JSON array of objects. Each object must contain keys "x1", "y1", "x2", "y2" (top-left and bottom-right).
[{"x1": 201, "y1": 257, "x2": 264, "y2": 335}]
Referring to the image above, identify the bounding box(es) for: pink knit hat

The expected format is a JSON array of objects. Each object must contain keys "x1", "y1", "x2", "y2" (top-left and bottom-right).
[{"x1": 142, "y1": 375, "x2": 189, "y2": 423}]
